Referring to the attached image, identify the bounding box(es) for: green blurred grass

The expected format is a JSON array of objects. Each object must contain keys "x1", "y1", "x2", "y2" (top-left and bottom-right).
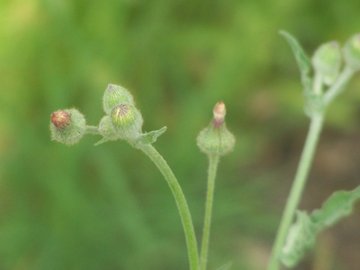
[{"x1": 1, "y1": 0, "x2": 360, "y2": 269}]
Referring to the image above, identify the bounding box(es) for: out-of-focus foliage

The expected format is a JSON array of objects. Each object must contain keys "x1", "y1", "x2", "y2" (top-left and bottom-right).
[{"x1": 1, "y1": 0, "x2": 360, "y2": 269}]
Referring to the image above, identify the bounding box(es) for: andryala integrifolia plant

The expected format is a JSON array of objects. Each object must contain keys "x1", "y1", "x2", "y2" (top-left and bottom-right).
[{"x1": 50, "y1": 32, "x2": 360, "y2": 270}]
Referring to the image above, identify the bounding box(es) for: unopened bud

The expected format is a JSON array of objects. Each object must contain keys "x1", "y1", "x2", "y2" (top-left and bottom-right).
[
  {"x1": 51, "y1": 110, "x2": 71, "y2": 129},
  {"x1": 50, "y1": 109, "x2": 86, "y2": 145},
  {"x1": 111, "y1": 104, "x2": 143, "y2": 140},
  {"x1": 98, "y1": 115, "x2": 119, "y2": 141},
  {"x1": 312, "y1": 41, "x2": 341, "y2": 85},
  {"x1": 197, "y1": 102, "x2": 235, "y2": 156},
  {"x1": 343, "y1": 33, "x2": 360, "y2": 70},
  {"x1": 213, "y1": 101, "x2": 226, "y2": 127},
  {"x1": 103, "y1": 84, "x2": 135, "y2": 114}
]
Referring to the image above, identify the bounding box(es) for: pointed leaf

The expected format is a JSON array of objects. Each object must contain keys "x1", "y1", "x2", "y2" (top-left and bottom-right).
[
  {"x1": 94, "y1": 138, "x2": 110, "y2": 146},
  {"x1": 279, "y1": 30, "x2": 313, "y2": 93},
  {"x1": 136, "y1": 126, "x2": 167, "y2": 145}
]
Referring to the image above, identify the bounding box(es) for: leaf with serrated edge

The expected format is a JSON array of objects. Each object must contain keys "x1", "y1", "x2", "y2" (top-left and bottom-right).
[
  {"x1": 311, "y1": 186, "x2": 360, "y2": 228},
  {"x1": 279, "y1": 30, "x2": 313, "y2": 93},
  {"x1": 280, "y1": 186, "x2": 360, "y2": 268}
]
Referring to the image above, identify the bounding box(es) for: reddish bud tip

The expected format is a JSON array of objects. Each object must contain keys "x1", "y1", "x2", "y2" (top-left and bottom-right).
[
  {"x1": 213, "y1": 101, "x2": 226, "y2": 127},
  {"x1": 51, "y1": 110, "x2": 71, "y2": 129}
]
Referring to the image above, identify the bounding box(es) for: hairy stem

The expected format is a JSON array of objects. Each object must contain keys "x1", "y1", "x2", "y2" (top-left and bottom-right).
[
  {"x1": 200, "y1": 154, "x2": 220, "y2": 270},
  {"x1": 85, "y1": 125, "x2": 100, "y2": 135},
  {"x1": 267, "y1": 114, "x2": 324, "y2": 270},
  {"x1": 138, "y1": 143, "x2": 200, "y2": 270}
]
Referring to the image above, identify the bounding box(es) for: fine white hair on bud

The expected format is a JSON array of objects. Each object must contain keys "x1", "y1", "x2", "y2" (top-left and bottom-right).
[
  {"x1": 312, "y1": 41, "x2": 342, "y2": 86},
  {"x1": 103, "y1": 84, "x2": 135, "y2": 114},
  {"x1": 197, "y1": 101, "x2": 235, "y2": 156},
  {"x1": 98, "y1": 115, "x2": 119, "y2": 141},
  {"x1": 343, "y1": 33, "x2": 360, "y2": 70},
  {"x1": 50, "y1": 108, "x2": 86, "y2": 145},
  {"x1": 110, "y1": 104, "x2": 143, "y2": 140}
]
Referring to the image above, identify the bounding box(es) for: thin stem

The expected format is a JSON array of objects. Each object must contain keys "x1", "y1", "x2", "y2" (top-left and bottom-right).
[
  {"x1": 137, "y1": 143, "x2": 200, "y2": 270},
  {"x1": 323, "y1": 66, "x2": 355, "y2": 105},
  {"x1": 267, "y1": 114, "x2": 324, "y2": 270},
  {"x1": 200, "y1": 154, "x2": 220, "y2": 270},
  {"x1": 85, "y1": 125, "x2": 100, "y2": 135},
  {"x1": 313, "y1": 73, "x2": 323, "y2": 95}
]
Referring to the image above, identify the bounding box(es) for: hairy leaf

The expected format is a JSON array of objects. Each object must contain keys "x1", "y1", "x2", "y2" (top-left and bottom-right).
[
  {"x1": 280, "y1": 186, "x2": 360, "y2": 268},
  {"x1": 280, "y1": 211, "x2": 317, "y2": 268},
  {"x1": 136, "y1": 126, "x2": 167, "y2": 145},
  {"x1": 279, "y1": 30, "x2": 313, "y2": 93},
  {"x1": 311, "y1": 186, "x2": 360, "y2": 227}
]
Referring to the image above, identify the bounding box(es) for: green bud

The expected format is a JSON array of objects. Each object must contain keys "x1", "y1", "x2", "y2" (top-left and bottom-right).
[
  {"x1": 343, "y1": 33, "x2": 360, "y2": 70},
  {"x1": 98, "y1": 115, "x2": 119, "y2": 141},
  {"x1": 111, "y1": 104, "x2": 143, "y2": 140},
  {"x1": 103, "y1": 84, "x2": 135, "y2": 114},
  {"x1": 312, "y1": 41, "x2": 341, "y2": 85},
  {"x1": 50, "y1": 109, "x2": 86, "y2": 145},
  {"x1": 197, "y1": 102, "x2": 235, "y2": 156}
]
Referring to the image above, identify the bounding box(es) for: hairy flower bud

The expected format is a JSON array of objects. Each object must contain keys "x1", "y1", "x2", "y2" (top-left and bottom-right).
[
  {"x1": 103, "y1": 84, "x2": 135, "y2": 114},
  {"x1": 51, "y1": 110, "x2": 70, "y2": 129},
  {"x1": 197, "y1": 102, "x2": 235, "y2": 156},
  {"x1": 50, "y1": 109, "x2": 86, "y2": 145},
  {"x1": 111, "y1": 104, "x2": 143, "y2": 140},
  {"x1": 312, "y1": 41, "x2": 341, "y2": 85},
  {"x1": 98, "y1": 115, "x2": 119, "y2": 141},
  {"x1": 343, "y1": 33, "x2": 360, "y2": 70}
]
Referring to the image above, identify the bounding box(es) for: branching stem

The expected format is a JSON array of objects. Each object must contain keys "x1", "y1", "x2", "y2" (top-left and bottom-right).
[{"x1": 267, "y1": 114, "x2": 324, "y2": 270}]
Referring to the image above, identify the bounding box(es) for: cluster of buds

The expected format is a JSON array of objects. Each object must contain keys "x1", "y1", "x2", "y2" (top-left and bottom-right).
[
  {"x1": 311, "y1": 33, "x2": 360, "y2": 87},
  {"x1": 50, "y1": 84, "x2": 143, "y2": 145},
  {"x1": 197, "y1": 102, "x2": 235, "y2": 156},
  {"x1": 99, "y1": 84, "x2": 143, "y2": 142}
]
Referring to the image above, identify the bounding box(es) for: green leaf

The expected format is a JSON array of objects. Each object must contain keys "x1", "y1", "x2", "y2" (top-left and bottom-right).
[
  {"x1": 280, "y1": 211, "x2": 317, "y2": 268},
  {"x1": 280, "y1": 186, "x2": 360, "y2": 268},
  {"x1": 94, "y1": 137, "x2": 110, "y2": 146},
  {"x1": 216, "y1": 261, "x2": 232, "y2": 270},
  {"x1": 279, "y1": 30, "x2": 313, "y2": 93},
  {"x1": 135, "y1": 126, "x2": 167, "y2": 145},
  {"x1": 311, "y1": 186, "x2": 360, "y2": 227}
]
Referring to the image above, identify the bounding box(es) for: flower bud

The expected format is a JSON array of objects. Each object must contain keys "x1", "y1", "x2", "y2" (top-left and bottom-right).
[
  {"x1": 50, "y1": 109, "x2": 86, "y2": 145},
  {"x1": 98, "y1": 115, "x2": 119, "y2": 141},
  {"x1": 111, "y1": 104, "x2": 143, "y2": 140},
  {"x1": 312, "y1": 41, "x2": 341, "y2": 85},
  {"x1": 213, "y1": 101, "x2": 226, "y2": 127},
  {"x1": 197, "y1": 102, "x2": 235, "y2": 156},
  {"x1": 343, "y1": 33, "x2": 360, "y2": 70},
  {"x1": 103, "y1": 84, "x2": 135, "y2": 114}
]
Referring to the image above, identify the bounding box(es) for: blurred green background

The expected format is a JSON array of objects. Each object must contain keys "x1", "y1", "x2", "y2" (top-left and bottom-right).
[{"x1": 1, "y1": 0, "x2": 360, "y2": 269}]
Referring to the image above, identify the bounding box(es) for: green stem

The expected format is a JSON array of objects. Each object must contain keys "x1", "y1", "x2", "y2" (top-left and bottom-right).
[
  {"x1": 85, "y1": 125, "x2": 100, "y2": 135},
  {"x1": 267, "y1": 114, "x2": 324, "y2": 270},
  {"x1": 200, "y1": 154, "x2": 220, "y2": 270},
  {"x1": 323, "y1": 67, "x2": 355, "y2": 105},
  {"x1": 137, "y1": 143, "x2": 200, "y2": 270}
]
